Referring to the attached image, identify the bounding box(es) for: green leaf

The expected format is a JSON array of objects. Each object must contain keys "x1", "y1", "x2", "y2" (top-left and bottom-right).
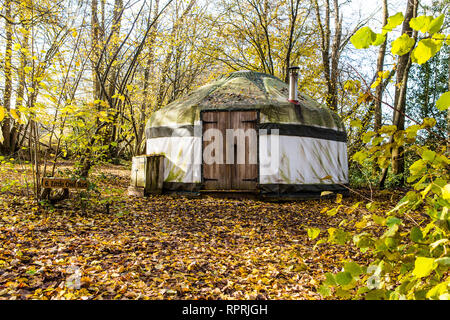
[
  {"x1": 379, "y1": 125, "x2": 397, "y2": 135},
  {"x1": 409, "y1": 15, "x2": 433, "y2": 33},
  {"x1": 428, "y1": 14, "x2": 445, "y2": 34},
  {"x1": 412, "y1": 257, "x2": 437, "y2": 278},
  {"x1": 372, "y1": 214, "x2": 386, "y2": 226},
  {"x1": 435, "y1": 257, "x2": 450, "y2": 266},
  {"x1": 307, "y1": 227, "x2": 321, "y2": 240},
  {"x1": 335, "y1": 271, "x2": 353, "y2": 286},
  {"x1": 344, "y1": 262, "x2": 362, "y2": 277},
  {"x1": 421, "y1": 117, "x2": 437, "y2": 128},
  {"x1": 410, "y1": 226, "x2": 423, "y2": 243},
  {"x1": 421, "y1": 149, "x2": 436, "y2": 162},
  {"x1": 318, "y1": 285, "x2": 331, "y2": 297},
  {"x1": 326, "y1": 207, "x2": 339, "y2": 216},
  {"x1": 382, "y1": 12, "x2": 404, "y2": 34},
  {"x1": 405, "y1": 124, "x2": 420, "y2": 138},
  {"x1": 362, "y1": 131, "x2": 376, "y2": 143},
  {"x1": 386, "y1": 216, "x2": 402, "y2": 227},
  {"x1": 409, "y1": 159, "x2": 426, "y2": 176},
  {"x1": 365, "y1": 289, "x2": 387, "y2": 300},
  {"x1": 352, "y1": 151, "x2": 367, "y2": 164},
  {"x1": 324, "y1": 272, "x2": 337, "y2": 286},
  {"x1": 391, "y1": 34, "x2": 415, "y2": 56},
  {"x1": 351, "y1": 26, "x2": 377, "y2": 49},
  {"x1": 411, "y1": 39, "x2": 441, "y2": 65},
  {"x1": 382, "y1": 224, "x2": 398, "y2": 239},
  {"x1": 335, "y1": 288, "x2": 351, "y2": 299},
  {"x1": 436, "y1": 91, "x2": 450, "y2": 111},
  {"x1": 328, "y1": 228, "x2": 350, "y2": 245},
  {"x1": 350, "y1": 119, "x2": 362, "y2": 128}
]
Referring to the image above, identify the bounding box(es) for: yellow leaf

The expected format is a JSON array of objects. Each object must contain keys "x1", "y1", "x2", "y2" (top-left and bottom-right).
[
  {"x1": 10, "y1": 109, "x2": 21, "y2": 124},
  {"x1": 0, "y1": 106, "x2": 5, "y2": 122},
  {"x1": 442, "y1": 184, "x2": 450, "y2": 200},
  {"x1": 355, "y1": 220, "x2": 367, "y2": 229},
  {"x1": 412, "y1": 257, "x2": 436, "y2": 278},
  {"x1": 13, "y1": 43, "x2": 21, "y2": 51}
]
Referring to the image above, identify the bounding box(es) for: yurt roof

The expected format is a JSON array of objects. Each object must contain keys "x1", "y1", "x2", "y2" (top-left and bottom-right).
[{"x1": 146, "y1": 71, "x2": 345, "y2": 133}]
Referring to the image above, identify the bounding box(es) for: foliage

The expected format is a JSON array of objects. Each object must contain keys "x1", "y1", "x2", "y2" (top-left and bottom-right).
[
  {"x1": 407, "y1": 46, "x2": 448, "y2": 144},
  {"x1": 317, "y1": 11, "x2": 450, "y2": 300}
]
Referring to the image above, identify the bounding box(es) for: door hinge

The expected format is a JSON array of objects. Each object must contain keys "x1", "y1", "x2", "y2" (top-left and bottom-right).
[
  {"x1": 241, "y1": 119, "x2": 257, "y2": 123},
  {"x1": 204, "y1": 178, "x2": 219, "y2": 182},
  {"x1": 242, "y1": 178, "x2": 257, "y2": 182},
  {"x1": 203, "y1": 120, "x2": 218, "y2": 124}
]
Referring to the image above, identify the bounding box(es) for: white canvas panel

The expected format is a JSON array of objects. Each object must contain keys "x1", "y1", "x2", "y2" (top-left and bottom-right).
[
  {"x1": 146, "y1": 137, "x2": 202, "y2": 183},
  {"x1": 260, "y1": 135, "x2": 348, "y2": 185}
]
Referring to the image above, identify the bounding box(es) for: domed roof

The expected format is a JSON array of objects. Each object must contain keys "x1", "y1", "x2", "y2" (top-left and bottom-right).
[{"x1": 146, "y1": 71, "x2": 345, "y2": 132}]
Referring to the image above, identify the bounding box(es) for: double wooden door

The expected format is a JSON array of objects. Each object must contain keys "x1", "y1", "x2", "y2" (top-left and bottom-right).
[{"x1": 202, "y1": 110, "x2": 258, "y2": 191}]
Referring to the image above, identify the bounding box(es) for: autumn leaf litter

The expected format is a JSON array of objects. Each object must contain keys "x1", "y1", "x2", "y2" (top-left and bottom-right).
[{"x1": 0, "y1": 163, "x2": 371, "y2": 300}]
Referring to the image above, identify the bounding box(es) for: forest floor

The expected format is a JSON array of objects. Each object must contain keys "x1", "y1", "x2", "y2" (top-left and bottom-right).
[{"x1": 0, "y1": 162, "x2": 405, "y2": 300}]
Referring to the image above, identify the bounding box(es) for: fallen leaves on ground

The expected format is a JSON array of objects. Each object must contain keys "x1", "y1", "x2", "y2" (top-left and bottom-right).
[{"x1": 0, "y1": 163, "x2": 384, "y2": 300}]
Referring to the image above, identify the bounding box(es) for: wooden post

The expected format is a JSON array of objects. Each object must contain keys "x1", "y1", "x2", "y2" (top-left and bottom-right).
[
  {"x1": 128, "y1": 154, "x2": 165, "y2": 197},
  {"x1": 146, "y1": 154, "x2": 164, "y2": 194}
]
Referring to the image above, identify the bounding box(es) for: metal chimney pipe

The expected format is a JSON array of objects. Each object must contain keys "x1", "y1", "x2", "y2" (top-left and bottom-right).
[{"x1": 288, "y1": 66, "x2": 300, "y2": 103}]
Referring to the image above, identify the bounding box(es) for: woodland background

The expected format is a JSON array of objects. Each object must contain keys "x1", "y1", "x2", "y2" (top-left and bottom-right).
[{"x1": 0, "y1": 0, "x2": 449, "y2": 300}]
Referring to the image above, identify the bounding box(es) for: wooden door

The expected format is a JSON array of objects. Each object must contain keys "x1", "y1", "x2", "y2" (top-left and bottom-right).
[
  {"x1": 230, "y1": 111, "x2": 258, "y2": 190},
  {"x1": 202, "y1": 111, "x2": 230, "y2": 190},
  {"x1": 202, "y1": 110, "x2": 258, "y2": 191}
]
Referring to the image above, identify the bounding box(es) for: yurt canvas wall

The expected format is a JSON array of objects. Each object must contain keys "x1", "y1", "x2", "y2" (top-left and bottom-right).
[{"x1": 145, "y1": 71, "x2": 348, "y2": 196}]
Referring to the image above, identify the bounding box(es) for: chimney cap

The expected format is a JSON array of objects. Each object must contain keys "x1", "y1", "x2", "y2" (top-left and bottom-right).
[{"x1": 288, "y1": 66, "x2": 300, "y2": 71}]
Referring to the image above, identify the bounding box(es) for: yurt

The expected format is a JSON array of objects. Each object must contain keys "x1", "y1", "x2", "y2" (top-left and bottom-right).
[{"x1": 144, "y1": 68, "x2": 348, "y2": 198}]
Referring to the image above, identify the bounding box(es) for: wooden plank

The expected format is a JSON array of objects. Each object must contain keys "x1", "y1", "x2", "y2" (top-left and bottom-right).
[
  {"x1": 131, "y1": 156, "x2": 146, "y2": 187},
  {"x1": 202, "y1": 111, "x2": 230, "y2": 190},
  {"x1": 146, "y1": 155, "x2": 164, "y2": 194},
  {"x1": 42, "y1": 178, "x2": 89, "y2": 189},
  {"x1": 231, "y1": 111, "x2": 258, "y2": 191}
]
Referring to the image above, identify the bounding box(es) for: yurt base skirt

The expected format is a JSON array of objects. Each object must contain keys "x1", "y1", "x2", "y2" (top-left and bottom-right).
[{"x1": 162, "y1": 182, "x2": 349, "y2": 199}]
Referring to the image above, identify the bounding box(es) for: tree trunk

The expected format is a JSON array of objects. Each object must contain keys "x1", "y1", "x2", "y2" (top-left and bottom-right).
[
  {"x1": 91, "y1": 0, "x2": 101, "y2": 101},
  {"x1": 374, "y1": 0, "x2": 388, "y2": 132},
  {"x1": 379, "y1": 0, "x2": 418, "y2": 188},
  {"x1": 1, "y1": 0, "x2": 13, "y2": 155},
  {"x1": 11, "y1": 8, "x2": 30, "y2": 155},
  {"x1": 135, "y1": 0, "x2": 160, "y2": 155},
  {"x1": 447, "y1": 51, "x2": 450, "y2": 154},
  {"x1": 313, "y1": 0, "x2": 341, "y2": 111},
  {"x1": 108, "y1": 0, "x2": 123, "y2": 100},
  {"x1": 155, "y1": 0, "x2": 196, "y2": 108},
  {"x1": 284, "y1": 0, "x2": 301, "y2": 83},
  {"x1": 391, "y1": 0, "x2": 417, "y2": 177}
]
